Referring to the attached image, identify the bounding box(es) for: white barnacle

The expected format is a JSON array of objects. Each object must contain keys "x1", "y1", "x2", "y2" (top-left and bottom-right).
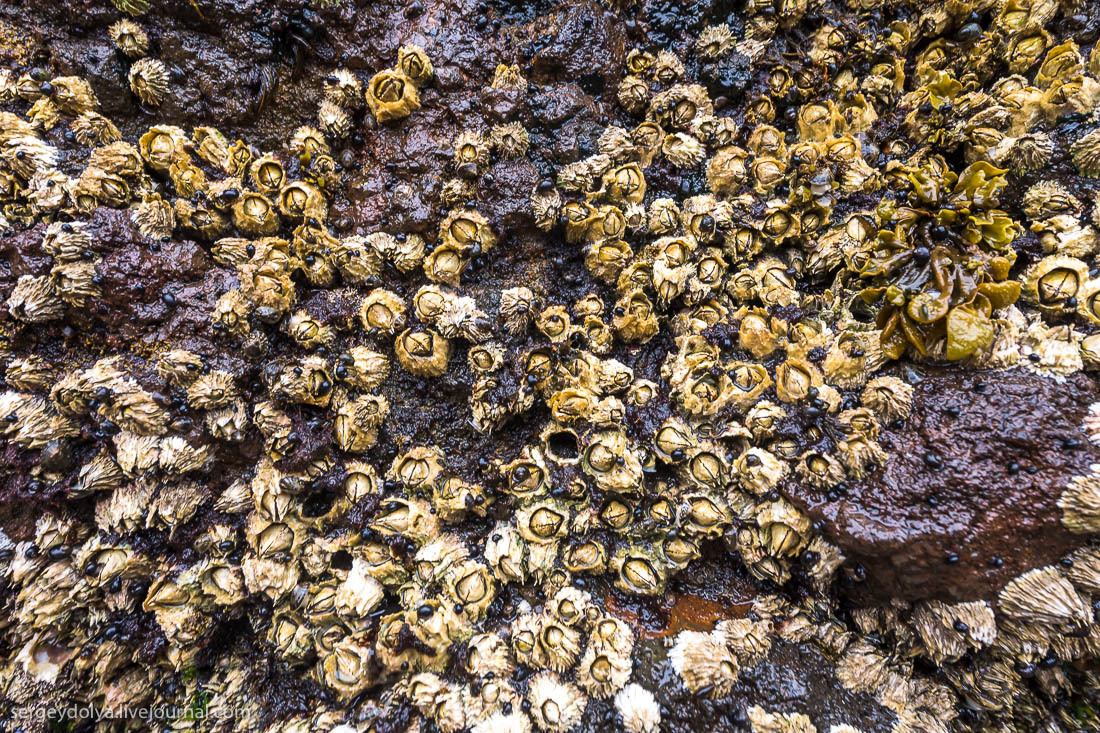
[{"x1": 614, "y1": 684, "x2": 660, "y2": 733}]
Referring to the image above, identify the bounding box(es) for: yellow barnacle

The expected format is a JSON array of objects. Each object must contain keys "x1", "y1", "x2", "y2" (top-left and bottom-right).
[
  {"x1": 448, "y1": 562, "x2": 495, "y2": 620},
  {"x1": 683, "y1": 492, "x2": 730, "y2": 537},
  {"x1": 618, "y1": 75, "x2": 650, "y2": 114},
  {"x1": 251, "y1": 154, "x2": 286, "y2": 194},
  {"x1": 440, "y1": 209, "x2": 496, "y2": 253},
  {"x1": 751, "y1": 157, "x2": 787, "y2": 193},
  {"x1": 366, "y1": 69, "x2": 420, "y2": 122},
  {"x1": 518, "y1": 501, "x2": 569, "y2": 543},
  {"x1": 396, "y1": 45, "x2": 434, "y2": 86},
  {"x1": 564, "y1": 539, "x2": 607, "y2": 574},
  {"x1": 601, "y1": 163, "x2": 646, "y2": 205},
  {"x1": 626, "y1": 48, "x2": 655, "y2": 75},
  {"x1": 358, "y1": 289, "x2": 406, "y2": 335},
  {"x1": 1077, "y1": 280, "x2": 1100, "y2": 325},
  {"x1": 138, "y1": 125, "x2": 187, "y2": 173},
  {"x1": 1023, "y1": 255, "x2": 1089, "y2": 313},
  {"x1": 223, "y1": 140, "x2": 252, "y2": 178},
  {"x1": 232, "y1": 193, "x2": 279, "y2": 236},
  {"x1": 395, "y1": 329, "x2": 451, "y2": 377},
  {"x1": 774, "y1": 359, "x2": 822, "y2": 403},
  {"x1": 390, "y1": 446, "x2": 444, "y2": 492},
  {"x1": 278, "y1": 181, "x2": 327, "y2": 221},
  {"x1": 585, "y1": 240, "x2": 633, "y2": 283},
  {"x1": 686, "y1": 449, "x2": 727, "y2": 491},
  {"x1": 613, "y1": 548, "x2": 666, "y2": 596},
  {"x1": 536, "y1": 305, "x2": 572, "y2": 342},
  {"x1": 423, "y1": 244, "x2": 467, "y2": 286},
  {"x1": 725, "y1": 362, "x2": 773, "y2": 410},
  {"x1": 707, "y1": 146, "x2": 748, "y2": 194},
  {"x1": 653, "y1": 419, "x2": 696, "y2": 463},
  {"x1": 128, "y1": 57, "x2": 169, "y2": 106},
  {"x1": 760, "y1": 206, "x2": 799, "y2": 243},
  {"x1": 545, "y1": 389, "x2": 592, "y2": 425},
  {"x1": 600, "y1": 498, "x2": 633, "y2": 530}
]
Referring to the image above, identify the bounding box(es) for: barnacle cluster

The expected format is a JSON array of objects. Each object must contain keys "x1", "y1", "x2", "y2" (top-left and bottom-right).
[{"x1": 3, "y1": 0, "x2": 1100, "y2": 731}]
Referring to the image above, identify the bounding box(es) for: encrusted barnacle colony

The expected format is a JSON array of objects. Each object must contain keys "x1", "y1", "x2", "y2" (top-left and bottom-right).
[{"x1": 3, "y1": 1, "x2": 1100, "y2": 731}]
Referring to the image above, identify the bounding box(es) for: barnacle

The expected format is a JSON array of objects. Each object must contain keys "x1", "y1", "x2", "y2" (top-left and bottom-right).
[
  {"x1": 232, "y1": 192, "x2": 280, "y2": 235},
  {"x1": 359, "y1": 288, "x2": 406, "y2": 334},
  {"x1": 1031, "y1": 214, "x2": 1098, "y2": 258},
  {"x1": 453, "y1": 130, "x2": 491, "y2": 172},
  {"x1": 756, "y1": 498, "x2": 811, "y2": 557},
  {"x1": 70, "y1": 112, "x2": 121, "y2": 145},
  {"x1": 395, "y1": 329, "x2": 451, "y2": 377},
  {"x1": 266, "y1": 356, "x2": 334, "y2": 407},
  {"x1": 397, "y1": 45, "x2": 434, "y2": 87},
  {"x1": 1022, "y1": 255, "x2": 1088, "y2": 314},
  {"x1": 653, "y1": 50, "x2": 684, "y2": 84},
  {"x1": 290, "y1": 125, "x2": 330, "y2": 161},
  {"x1": 318, "y1": 634, "x2": 378, "y2": 701},
  {"x1": 612, "y1": 290, "x2": 658, "y2": 343},
  {"x1": 317, "y1": 99, "x2": 351, "y2": 139},
  {"x1": 48, "y1": 75, "x2": 97, "y2": 115},
  {"x1": 912, "y1": 600, "x2": 996, "y2": 664},
  {"x1": 697, "y1": 25, "x2": 734, "y2": 60},
  {"x1": 279, "y1": 180, "x2": 327, "y2": 221},
  {"x1": 334, "y1": 395, "x2": 389, "y2": 452},
  {"x1": 861, "y1": 376, "x2": 913, "y2": 423},
  {"x1": 611, "y1": 547, "x2": 666, "y2": 596},
  {"x1": 251, "y1": 153, "x2": 286, "y2": 195},
  {"x1": 1068, "y1": 128, "x2": 1100, "y2": 177},
  {"x1": 5, "y1": 356, "x2": 52, "y2": 393},
  {"x1": 337, "y1": 346, "x2": 390, "y2": 390},
  {"x1": 492, "y1": 122, "x2": 530, "y2": 159},
  {"x1": 7, "y1": 275, "x2": 65, "y2": 323},
  {"x1": 618, "y1": 75, "x2": 649, "y2": 114},
  {"x1": 366, "y1": 70, "x2": 420, "y2": 122},
  {"x1": 526, "y1": 672, "x2": 586, "y2": 733},
  {"x1": 1059, "y1": 470, "x2": 1100, "y2": 534},
  {"x1": 747, "y1": 707, "x2": 816, "y2": 733},
  {"x1": 310, "y1": 77, "x2": 356, "y2": 119},
  {"x1": 615, "y1": 684, "x2": 661, "y2": 733},
  {"x1": 576, "y1": 644, "x2": 631, "y2": 699},
  {"x1": 128, "y1": 58, "x2": 169, "y2": 106},
  {"x1": 187, "y1": 370, "x2": 237, "y2": 410},
  {"x1": 991, "y1": 133, "x2": 1053, "y2": 173},
  {"x1": 662, "y1": 133, "x2": 706, "y2": 168},
  {"x1": 999, "y1": 566, "x2": 1091, "y2": 635},
  {"x1": 27, "y1": 97, "x2": 59, "y2": 130},
  {"x1": 415, "y1": 286, "x2": 491, "y2": 342},
  {"x1": 669, "y1": 630, "x2": 739, "y2": 697}
]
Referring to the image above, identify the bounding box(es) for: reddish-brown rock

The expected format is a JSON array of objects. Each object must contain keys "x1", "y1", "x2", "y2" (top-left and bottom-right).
[{"x1": 787, "y1": 366, "x2": 1100, "y2": 604}]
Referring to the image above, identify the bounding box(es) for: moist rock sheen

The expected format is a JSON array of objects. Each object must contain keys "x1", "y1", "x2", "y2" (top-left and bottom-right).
[{"x1": 787, "y1": 366, "x2": 1100, "y2": 604}]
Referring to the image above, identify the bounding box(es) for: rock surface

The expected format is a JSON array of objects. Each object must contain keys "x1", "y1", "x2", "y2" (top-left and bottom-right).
[{"x1": 787, "y1": 366, "x2": 1100, "y2": 604}]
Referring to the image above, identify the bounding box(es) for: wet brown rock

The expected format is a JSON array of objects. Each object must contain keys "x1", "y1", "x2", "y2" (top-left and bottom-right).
[
  {"x1": 788, "y1": 367, "x2": 1100, "y2": 604},
  {"x1": 530, "y1": 0, "x2": 627, "y2": 91}
]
